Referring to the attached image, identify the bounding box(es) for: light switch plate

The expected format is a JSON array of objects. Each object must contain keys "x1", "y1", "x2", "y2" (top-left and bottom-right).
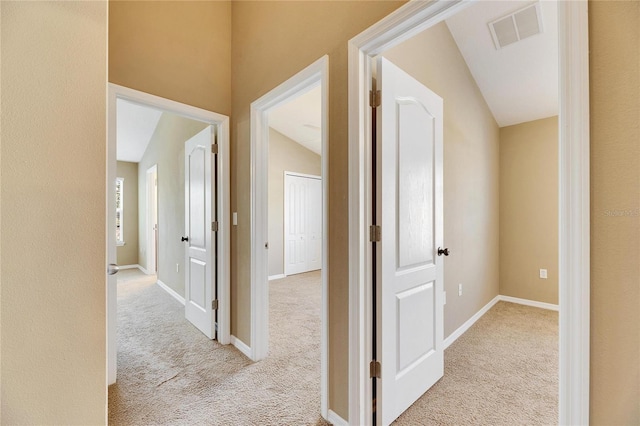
[
  {"x1": 540, "y1": 269, "x2": 548, "y2": 279},
  {"x1": 233, "y1": 212, "x2": 238, "y2": 226}
]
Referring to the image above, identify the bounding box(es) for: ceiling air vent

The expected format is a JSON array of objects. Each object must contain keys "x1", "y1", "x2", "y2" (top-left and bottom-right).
[{"x1": 489, "y1": 2, "x2": 544, "y2": 49}]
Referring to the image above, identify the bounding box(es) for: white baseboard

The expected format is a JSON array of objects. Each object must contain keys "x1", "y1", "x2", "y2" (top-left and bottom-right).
[
  {"x1": 118, "y1": 264, "x2": 140, "y2": 270},
  {"x1": 499, "y1": 295, "x2": 559, "y2": 311},
  {"x1": 444, "y1": 295, "x2": 500, "y2": 349},
  {"x1": 230, "y1": 335, "x2": 252, "y2": 359},
  {"x1": 268, "y1": 274, "x2": 286, "y2": 281},
  {"x1": 138, "y1": 265, "x2": 151, "y2": 275},
  {"x1": 327, "y1": 409, "x2": 348, "y2": 426},
  {"x1": 156, "y1": 279, "x2": 185, "y2": 305}
]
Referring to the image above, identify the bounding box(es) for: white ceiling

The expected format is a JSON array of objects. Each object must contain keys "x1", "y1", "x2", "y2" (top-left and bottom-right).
[
  {"x1": 116, "y1": 99, "x2": 163, "y2": 162},
  {"x1": 445, "y1": 1, "x2": 558, "y2": 127},
  {"x1": 269, "y1": 85, "x2": 322, "y2": 155}
]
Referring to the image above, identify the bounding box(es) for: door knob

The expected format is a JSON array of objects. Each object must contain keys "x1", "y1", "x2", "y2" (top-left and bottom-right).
[
  {"x1": 181, "y1": 236, "x2": 189, "y2": 242},
  {"x1": 437, "y1": 247, "x2": 450, "y2": 256},
  {"x1": 108, "y1": 263, "x2": 120, "y2": 275}
]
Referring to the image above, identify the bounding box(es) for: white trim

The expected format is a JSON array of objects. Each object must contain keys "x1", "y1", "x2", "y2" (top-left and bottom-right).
[
  {"x1": 284, "y1": 171, "x2": 321, "y2": 180},
  {"x1": 250, "y1": 55, "x2": 330, "y2": 420},
  {"x1": 137, "y1": 265, "x2": 151, "y2": 275},
  {"x1": 230, "y1": 335, "x2": 252, "y2": 359},
  {"x1": 107, "y1": 84, "x2": 231, "y2": 387},
  {"x1": 117, "y1": 264, "x2": 140, "y2": 270},
  {"x1": 146, "y1": 164, "x2": 158, "y2": 274},
  {"x1": 499, "y1": 295, "x2": 559, "y2": 312},
  {"x1": 444, "y1": 296, "x2": 500, "y2": 349},
  {"x1": 327, "y1": 409, "x2": 349, "y2": 426},
  {"x1": 156, "y1": 279, "x2": 186, "y2": 306},
  {"x1": 347, "y1": 1, "x2": 590, "y2": 425},
  {"x1": 268, "y1": 274, "x2": 286, "y2": 281}
]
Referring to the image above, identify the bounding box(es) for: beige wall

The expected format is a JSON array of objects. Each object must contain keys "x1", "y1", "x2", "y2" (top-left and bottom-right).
[
  {"x1": 137, "y1": 113, "x2": 208, "y2": 296},
  {"x1": 0, "y1": 1, "x2": 107, "y2": 424},
  {"x1": 268, "y1": 128, "x2": 321, "y2": 277},
  {"x1": 230, "y1": 1, "x2": 405, "y2": 417},
  {"x1": 117, "y1": 161, "x2": 139, "y2": 266},
  {"x1": 109, "y1": 1, "x2": 231, "y2": 116},
  {"x1": 589, "y1": 1, "x2": 640, "y2": 423},
  {"x1": 499, "y1": 117, "x2": 559, "y2": 305},
  {"x1": 383, "y1": 22, "x2": 500, "y2": 338}
]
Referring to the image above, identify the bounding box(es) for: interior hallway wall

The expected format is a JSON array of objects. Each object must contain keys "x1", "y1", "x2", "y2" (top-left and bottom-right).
[
  {"x1": 589, "y1": 1, "x2": 640, "y2": 422},
  {"x1": 0, "y1": 2, "x2": 107, "y2": 423},
  {"x1": 137, "y1": 113, "x2": 208, "y2": 296},
  {"x1": 383, "y1": 22, "x2": 501, "y2": 339},
  {"x1": 268, "y1": 128, "x2": 321, "y2": 277},
  {"x1": 117, "y1": 161, "x2": 139, "y2": 266},
  {"x1": 231, "y1": 1, "x2": 406, "y2": 418},
  {"x1": 109, "y1": 1, "x2": 231, "y2": 116},
  {"x1": 499, "y1": 116, "x2": 559, "y2": 305}
]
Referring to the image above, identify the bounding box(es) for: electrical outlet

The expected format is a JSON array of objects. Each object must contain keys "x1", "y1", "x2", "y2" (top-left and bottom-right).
[
  {"x1": 233, "y1": 212, "x2": 238, "y2": 226},
  {"x1": 176, "y1": 263, "x2": 180, "y2": 273},
  {"x1": 443, "y1": 291, "x2": 447, "y2": 305},
  {"x1": 539, "y1": 269, "x2": 548, "y2": 279},
  {"x1": 458, "y1": 283, "x2": 463, "y2": 296}
]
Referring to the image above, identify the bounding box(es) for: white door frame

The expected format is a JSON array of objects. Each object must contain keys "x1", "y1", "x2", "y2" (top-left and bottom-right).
[
  {"x1": 107, "y1": 83, "x2": 231, "y2": 386},
  {"x1": 348, "y1": 1, "x2": 590, "y2": 425},
  {"x1": 146, "y1": 164, "x2": 158, "y2": 274},
  {"x1": 284, "y1": 171, "x2": 322, "y2": 276},
  {"x1": 250, "y1": 55, "x2": 329, "y2": 418}
]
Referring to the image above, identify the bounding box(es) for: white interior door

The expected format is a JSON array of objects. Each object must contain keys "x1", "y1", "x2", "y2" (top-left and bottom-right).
[
  {"x1": 146, "y1": 165, "x2": 158, "y2": 274},
  {"x1": 377, "y1": 57, "x2": 444, "y2": 425},
  {"x1": 184, "y1": 126, "x2": 216, "y2": 339},
  {"x1": 284, "y1": 173, "x2": 322, "y2": 276}
]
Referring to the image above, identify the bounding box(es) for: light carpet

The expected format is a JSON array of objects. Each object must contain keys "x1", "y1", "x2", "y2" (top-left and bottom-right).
[
  {"x1": 109, "y1": 269, "x2": 328, "y2": 425},
  {"x1": 110, "y1": 268, "x2": 557, "y2": 425},
  {"x1": 393, "y1": 301, "x2": 558, "y2": 425}
]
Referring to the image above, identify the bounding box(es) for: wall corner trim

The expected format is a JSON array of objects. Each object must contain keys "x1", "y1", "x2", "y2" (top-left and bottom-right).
[
  {"x1": 268, "y1": 274, "x2": 286, "y2": 281},
  {"x1": 156, "y1": 280, "x2": 186, "y2": 306},
  {"x1": 230, "y1": 335, "x2": 252, "y2": 359}
]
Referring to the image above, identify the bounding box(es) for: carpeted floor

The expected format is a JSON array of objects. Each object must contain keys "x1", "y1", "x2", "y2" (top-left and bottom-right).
[
  {"x1": 394, "y1": 302, "x2": 558, "y2": 425},
  {"x1": 109, "y1": 269, "x2": 557, "y2": 425},
  {"x1": 109, "y1": 269, "x2": 328, "y2": 425}
]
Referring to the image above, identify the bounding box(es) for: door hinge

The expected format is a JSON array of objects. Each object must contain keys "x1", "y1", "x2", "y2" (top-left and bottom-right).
[
  {"x1": 369, "y1": 225, "x2": 381, "y2": 242},
  {"x1": 369, "y1": 90, "x2": 381, "y2": 108},
  {"x1": 211, "y1": 143, "x2": 219, "y2": 155},
  {"x1": 212, "y1": 299, "x2": 219, "y2": 310},
  {"x1": 370, "y1": 360, "x2": 381, "y2": 378},
  {"x1": 211, "y1": 221, "x2": 219, "y2": 232}
]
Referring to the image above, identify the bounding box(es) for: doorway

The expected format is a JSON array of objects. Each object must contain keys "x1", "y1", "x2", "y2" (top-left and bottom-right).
[
  {"x1": 146, "y1": 164, "x2": 158, "y2": 274},
  {"x1": 250, "y1": 55, "x2": 329, "y2": 418},
  {"x1": 107, "y1": 84, "x2": 231, "y2": 385},
  {"x1": 347, "y1": 1, "x2": 590, "y2": 425}
]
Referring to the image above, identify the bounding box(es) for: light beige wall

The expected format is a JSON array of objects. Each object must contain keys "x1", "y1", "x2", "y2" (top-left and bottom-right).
[
  {"x1": 499, "y1": 117, "x2": 558, "y2": 304},
  {"x1": 109, "y1": 1, "x2": 231, "y2": 116},
  {"x1": 383, "y1": 22, "x2": 500, "y2": 338},
  {"x1": 0, "y1": 1, "x2": 107, "y2": 424},
  {"x1": 138, "y1": 113, "x2": 208, "y2": 296},
  {"x1": 117, "y1": 161, "x2": 139, "y2": 266},
  {"x1": 231, "y1": 1, "x2": 405, "y2": 417},
  {"x1": 589, "y1": 1, "x2": 640, "y2": 423},
  {"x1": 268, "y1": 128, "x2": 321, "y2": 277}
]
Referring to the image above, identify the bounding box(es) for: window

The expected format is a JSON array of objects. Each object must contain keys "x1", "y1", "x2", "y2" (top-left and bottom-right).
[{"x1": 116, "y1": 177, "x2": 125, "y2": 246}]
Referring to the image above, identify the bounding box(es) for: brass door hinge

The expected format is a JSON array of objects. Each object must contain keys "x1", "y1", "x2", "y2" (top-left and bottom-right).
[
  {"x1": 211, "y1": 143, "x2": 219, "y2": 154},
  {"x1": 369, "y1": 225, "x2": 381, "y2": 242},
  {"x1": 369, "y1": 90, "x2": 381, "y2": 108},
  {"x1": 370, "y1": 360, "x2": 381, "y2": 378},
  {"x1": 212, "y1": 299, "x2": 219, "y2": 310},
  {"x1": 212, "y1": 221, "x2": 219, "y2": 232}
]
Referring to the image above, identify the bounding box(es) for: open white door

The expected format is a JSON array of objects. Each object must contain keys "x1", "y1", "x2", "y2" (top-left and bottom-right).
[
  {"x1": 377, "y1": 57, "x2": 445, "y2": 425},
  {"x1": 184, "y1": 126, "x2": 216, "y2": 339}
]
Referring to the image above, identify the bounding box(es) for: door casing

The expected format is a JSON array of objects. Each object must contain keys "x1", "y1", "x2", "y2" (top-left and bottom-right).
[
  {"x1": 250, "y1": 55, "x2": 329, "y2": 419},
  {"x1": 347, "y1": 1, "x2": 590, "y2": 425},
  {"x1": 146, "y1": 164, "x2": 158, "y2": 274},
  {"x1": 107, "y1": 83, "x2": 231, "y2": 385}
]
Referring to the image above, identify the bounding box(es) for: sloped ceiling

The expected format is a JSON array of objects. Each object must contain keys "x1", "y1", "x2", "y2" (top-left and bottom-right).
[
  {"x1": 445, "y1": 1, "x2": 558, "y2": 127},
  {"x1": 116, "y1": 99, "x2": 163, "y2": 162}
]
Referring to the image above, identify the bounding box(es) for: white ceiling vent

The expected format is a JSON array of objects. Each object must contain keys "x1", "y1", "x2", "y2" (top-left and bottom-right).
[{"x1": 489, "y1": 2, "x2": 544, "y2": 49}]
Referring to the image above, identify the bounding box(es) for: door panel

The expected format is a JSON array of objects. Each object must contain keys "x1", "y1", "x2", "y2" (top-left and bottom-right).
[
  {"x1": 378, "y1": 57, "x2": 444, "y2": 425},
  {"x1": 284, "y1": 173, "x2": 322, "y2": 276},
  {"x1": 184, "y1": 126, "x2": 216, "y2": 339}
]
